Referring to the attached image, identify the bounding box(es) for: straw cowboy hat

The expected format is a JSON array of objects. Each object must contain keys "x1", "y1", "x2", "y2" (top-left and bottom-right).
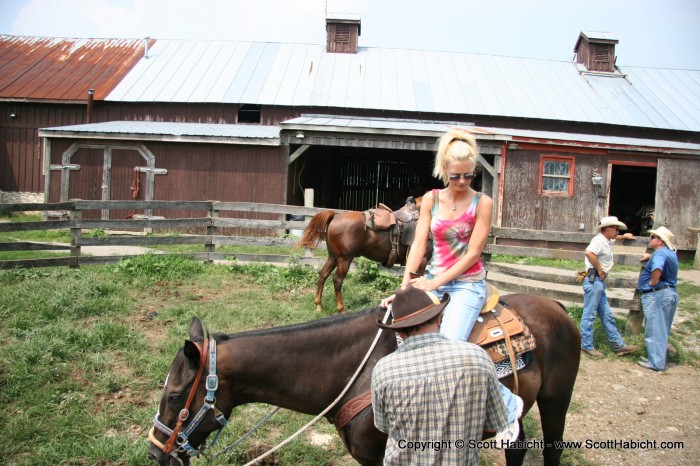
[
  {"x1": 378, "y1": 286, "x2": 450, "y2": 330},
  {"x1": 648, "y1": 226, "x2": 677, "y2": 251},
  {"x1": 594, "y1": 216, "x2": 628, "y2": 231}
]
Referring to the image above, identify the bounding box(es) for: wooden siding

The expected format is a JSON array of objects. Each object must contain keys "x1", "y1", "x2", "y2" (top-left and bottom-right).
[
  {"x1": 1, "y1": 101, "x2": 86, "y2": 192},
  {"x1": 500, "y1": 147, "x2": 669, "y2": 237},
  {"x1": 4, "y1": 100, "x2": 700, "y2": 194},
  {"x1": 655, "y1": 158, "x2": 700, "y2": 249},
  {"x1": 45, "y1": 138, "x2": 286, "y2": 225}
]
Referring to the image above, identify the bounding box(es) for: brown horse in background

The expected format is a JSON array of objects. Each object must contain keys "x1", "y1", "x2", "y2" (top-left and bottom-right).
[
  {"x1": 297, "y1": 202, "x2": 430, "y2": 313},
  {"x1": 148, "y1": 293, "x2": 580, "y2": 466}
]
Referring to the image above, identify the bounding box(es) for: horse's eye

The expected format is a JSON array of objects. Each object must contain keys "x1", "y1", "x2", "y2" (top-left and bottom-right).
[{"x1": 168, "y1": 393, "x2": 182, "y2": 402}]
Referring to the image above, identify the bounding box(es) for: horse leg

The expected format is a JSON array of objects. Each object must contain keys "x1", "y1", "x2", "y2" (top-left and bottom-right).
[
  {"x1": 537, "y1": 397, "x2": 571, "y2": 466},
  {"x1": 332, "y1": 257, "x2": 352, "y2": 313},
  {"x1": 504, "y1": 421, "x2": 527, "y2": 466},
  {"x1": 315, "y1": 256, "x2": 337, "y2": 312}
]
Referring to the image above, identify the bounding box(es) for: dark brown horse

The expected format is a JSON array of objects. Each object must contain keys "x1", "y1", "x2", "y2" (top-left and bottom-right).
[
  {"x1": 298, "y1": 204, "x2": 430, "y2": 313},
  {"x1": 148, "y1": 294, "x2": 580, "y2": 466}
]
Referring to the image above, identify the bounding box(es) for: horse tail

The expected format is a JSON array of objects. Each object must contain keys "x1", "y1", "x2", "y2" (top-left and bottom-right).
[{"x1": 297, "y1": 210, "x2": 336, "y2": 249}]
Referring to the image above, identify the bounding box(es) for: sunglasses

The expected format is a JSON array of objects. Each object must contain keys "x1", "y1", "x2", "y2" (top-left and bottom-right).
[{"x1": 448, "y1": 173, "x2": 476, "y2": 181}]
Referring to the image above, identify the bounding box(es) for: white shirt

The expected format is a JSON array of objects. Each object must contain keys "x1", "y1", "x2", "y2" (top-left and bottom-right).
[{"x1": 585, "y1": 233, "x2": 615, "y2": 273}]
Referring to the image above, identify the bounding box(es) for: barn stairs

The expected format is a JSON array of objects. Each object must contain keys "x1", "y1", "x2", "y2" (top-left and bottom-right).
[{"x1": 486, "y1": 262, "x2": 641, "y2": 315}]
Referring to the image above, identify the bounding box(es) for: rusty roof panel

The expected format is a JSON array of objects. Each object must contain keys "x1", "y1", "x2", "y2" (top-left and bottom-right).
[{"x1": 0, "y1": 35, "x2": 153, "y2": 101}]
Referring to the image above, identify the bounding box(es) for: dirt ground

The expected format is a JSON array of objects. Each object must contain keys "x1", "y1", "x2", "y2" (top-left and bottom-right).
[
  {"x1": 481, "y1": 267, "x2": 700, "y2": 466},
  {"x1": 480, "y1": 356, "x2": 699, "y2": 466}
]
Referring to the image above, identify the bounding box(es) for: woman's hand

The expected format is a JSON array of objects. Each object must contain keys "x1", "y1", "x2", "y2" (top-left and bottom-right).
[{"x1": 410, "y1": 276, "x2": 433, "y2": 291}]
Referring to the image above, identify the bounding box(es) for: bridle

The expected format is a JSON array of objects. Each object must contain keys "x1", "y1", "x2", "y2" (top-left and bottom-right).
[{"x1": 148, "y1": 338, "x2": 228, "y2": 462}]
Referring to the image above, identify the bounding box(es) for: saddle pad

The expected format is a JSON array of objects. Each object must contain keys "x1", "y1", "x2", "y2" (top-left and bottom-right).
[{"x1": 495, "y1": 353, "x2": 527, "y2": 379}]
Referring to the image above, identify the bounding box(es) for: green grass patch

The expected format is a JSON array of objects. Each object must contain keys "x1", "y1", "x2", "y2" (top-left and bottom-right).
[{"x1": 0, "y1": 254, "x2": 406, "y2": 465}]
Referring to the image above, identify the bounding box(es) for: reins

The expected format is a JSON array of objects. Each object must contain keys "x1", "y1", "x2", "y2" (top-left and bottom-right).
[
  {"x1": 240, "y1": 307, "x2": 392, "y2": 466},
  {"x1": 150, "y1": 307, "x2": 392, "y2": 464}
]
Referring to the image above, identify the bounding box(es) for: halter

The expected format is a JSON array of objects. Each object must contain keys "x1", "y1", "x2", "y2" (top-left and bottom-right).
[{"x1": 148, "y1": 338, "x2": 228, "y2": 461}]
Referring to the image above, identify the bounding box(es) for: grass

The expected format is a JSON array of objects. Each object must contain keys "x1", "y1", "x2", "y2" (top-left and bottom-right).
[
  {"x1": 0, "y1": 254, "x2": 398, "y2": 465},
  {"x1": 1, "y1": 218, "x2": 699, "y2": 463}
]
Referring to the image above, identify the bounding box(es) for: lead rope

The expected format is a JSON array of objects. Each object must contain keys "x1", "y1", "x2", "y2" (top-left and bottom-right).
[{"x1": 241, "y1": 307, "x2": 392, "y2": 466}]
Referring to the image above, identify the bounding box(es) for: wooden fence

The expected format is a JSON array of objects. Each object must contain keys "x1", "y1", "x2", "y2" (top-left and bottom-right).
[{"x1": 1, "y1": 201, "x2": 658, "y2": 325}]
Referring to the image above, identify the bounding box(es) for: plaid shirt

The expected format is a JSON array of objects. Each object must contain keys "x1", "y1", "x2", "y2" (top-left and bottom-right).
[{"x1": 372, "y1": 333, "x2": 507, "y2": 466}]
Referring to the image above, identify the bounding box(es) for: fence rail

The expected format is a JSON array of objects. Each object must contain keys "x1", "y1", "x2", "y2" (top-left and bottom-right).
[{"x1": 1, "y1": 200, "x2": 662, "y2": 322}]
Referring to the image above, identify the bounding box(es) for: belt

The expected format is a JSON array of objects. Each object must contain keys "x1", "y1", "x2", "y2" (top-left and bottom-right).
[{"x1": 639, "y1": 285, "x2": 675, "y2": 294}]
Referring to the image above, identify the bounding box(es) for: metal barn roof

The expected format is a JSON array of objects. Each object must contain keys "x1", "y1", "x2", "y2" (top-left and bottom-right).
[
  {"x1": 38, "y1": 120, "x2": 280, "y2": 145},
  {"x1": 106, "y1": 39, "x2": 700, "y2": 132},
  {"x1": 281, "y1": 116, "x2": 700, "y2": 154},
  {"x1": 0, "y1": 35, "x2": 152, "y2": 101}
]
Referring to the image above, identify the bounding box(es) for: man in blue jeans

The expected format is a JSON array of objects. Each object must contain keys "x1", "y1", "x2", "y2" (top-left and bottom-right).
[
  {"x1": 581, "y1": 216, "x2": 639, "y2": 358},
  {"x1": 637, "y1": 226, "x2": 679, "y2": 371}
]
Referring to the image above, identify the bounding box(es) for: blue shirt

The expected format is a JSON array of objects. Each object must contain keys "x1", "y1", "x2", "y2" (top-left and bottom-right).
[{"x1": 637, "y1": 247, "x2": 678, "y2": 291}]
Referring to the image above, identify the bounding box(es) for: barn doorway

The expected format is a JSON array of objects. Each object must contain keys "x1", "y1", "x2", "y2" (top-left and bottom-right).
[{"x1": 607, "y1": 163, "x2": 657, "y2": 235}]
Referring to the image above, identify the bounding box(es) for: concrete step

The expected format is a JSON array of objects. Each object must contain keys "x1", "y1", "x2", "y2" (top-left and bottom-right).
[{"x1": 486, "y1": 263, "x2": 639, "y2": 312}]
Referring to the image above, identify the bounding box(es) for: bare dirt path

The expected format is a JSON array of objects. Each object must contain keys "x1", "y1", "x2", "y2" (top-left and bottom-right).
[
  {"x1": 480, "y1": 356, "x2": 699, "y2": 466},
  {"x1": 481, "y1": 265, "x2": 700, "y2": 465}
]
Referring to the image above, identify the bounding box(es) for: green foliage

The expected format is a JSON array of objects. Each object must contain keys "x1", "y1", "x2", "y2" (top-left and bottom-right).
[
  {"x1": 112, "y1": 253, "x2": 206, "y2": 285},
  {"x1": 229, "y1": 258, "x2": 317, "y2": 293},
  {"x1": 85, "y1": 228, "x2": 107, "y2": 237},
  {"x1": 353, "y1": 257, "x2": 401, "y2": 292}
]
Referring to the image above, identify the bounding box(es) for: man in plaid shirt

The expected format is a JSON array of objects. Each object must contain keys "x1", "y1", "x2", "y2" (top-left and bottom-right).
[{"x1": 372, "y1": 286, "x2": 508, "y2": 465}]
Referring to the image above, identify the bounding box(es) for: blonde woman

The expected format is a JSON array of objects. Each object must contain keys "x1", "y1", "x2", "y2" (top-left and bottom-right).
[{"x1": 381, "y1": 128, "x2": 522, "y2": 440}]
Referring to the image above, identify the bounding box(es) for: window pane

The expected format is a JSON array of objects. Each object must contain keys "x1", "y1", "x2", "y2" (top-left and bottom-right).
[
  {"x1": 543, "y1": 161, "x2": 570, "y2": 176},
  {"x1": 543, "y1": 177, "x2": 568, "y2": 192}
]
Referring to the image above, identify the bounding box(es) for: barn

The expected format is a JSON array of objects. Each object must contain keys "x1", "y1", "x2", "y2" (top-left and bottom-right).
[{"x1": 2, "y1": 19, "x2": 700, "y2": 249}]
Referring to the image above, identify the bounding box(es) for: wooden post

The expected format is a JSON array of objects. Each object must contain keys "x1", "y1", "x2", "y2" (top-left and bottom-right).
[
  {"x1": 625, "y1": 243, "x2": 653, "y2": 335},
  {"x1": 688, "y1": 227, "x2": 700, "y2": 270},
  {"x1": 70, "y1": 205, "x2": 82, "y2": 268},
  {"x1": 625, "y1": 298, "x2": 644, "y2": 335},
  {"x1": 206, "y1": 202, "x2": 219, "y2": 263},
  {"x1": 303, "y1": 189, "x2": 314, "y2": 258}
]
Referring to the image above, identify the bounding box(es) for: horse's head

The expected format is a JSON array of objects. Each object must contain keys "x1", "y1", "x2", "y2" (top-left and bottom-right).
[{"x1": 148, "y1": 317, "x2": 229, "y2": 466}]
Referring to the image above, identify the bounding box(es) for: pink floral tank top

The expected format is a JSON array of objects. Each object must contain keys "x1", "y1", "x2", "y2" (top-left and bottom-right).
[{"x1": 428, "y1": 189, "x2": 485, "y2": 280}]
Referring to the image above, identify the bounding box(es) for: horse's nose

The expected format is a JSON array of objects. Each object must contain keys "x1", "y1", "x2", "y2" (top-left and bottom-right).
[{"x1": 147, "y1": 445, "x2": 165, "y2": 465}]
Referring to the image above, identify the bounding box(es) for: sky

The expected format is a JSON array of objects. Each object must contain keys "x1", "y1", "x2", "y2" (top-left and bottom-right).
[{"x1": 1, "y1": 0, "x2": 699, "y2": 70}]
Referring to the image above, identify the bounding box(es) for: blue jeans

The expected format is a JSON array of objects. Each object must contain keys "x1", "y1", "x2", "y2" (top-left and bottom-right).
[
  {"x1": 431, "y1": 278, "x2": 520, "y2": 423},
  {"x1": 581, "y1": 277, "x2": 626, "y2": 350},
  {"x1": 641, "y1": 288, "x2": 678, "y2": 370}
]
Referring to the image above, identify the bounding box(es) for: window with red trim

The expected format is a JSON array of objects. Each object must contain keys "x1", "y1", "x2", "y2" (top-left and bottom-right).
[{"x1": 540, "y1": 156, "x2": 574, "y2": 196}]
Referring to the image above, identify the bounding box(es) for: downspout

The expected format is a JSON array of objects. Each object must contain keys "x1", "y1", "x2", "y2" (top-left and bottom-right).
[{"x1": 86, "y1": 89, "x2": 94, "y2": 123}]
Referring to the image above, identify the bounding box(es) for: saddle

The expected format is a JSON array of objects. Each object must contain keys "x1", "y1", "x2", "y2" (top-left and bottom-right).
[
  {"x1": 331, "y1": 283, "x2": 536, "y2": 431},
  {"x1": 469, "y1": 282, "x2": 536, "y2": 363},
  {"x1": 362, "y1": 197, "x2": 420, "y2": 268}
]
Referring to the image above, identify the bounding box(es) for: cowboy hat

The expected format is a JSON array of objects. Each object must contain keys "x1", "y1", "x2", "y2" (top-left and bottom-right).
[
  {"x1": 648, "y1": 226, "x2": 677, "y2": 251},
  {"x1": 594, "y1": 216, "x2": 627, "y2": 231},
  {"x1": 378, "y1": 286, "x2": 450, "y2": 330}
]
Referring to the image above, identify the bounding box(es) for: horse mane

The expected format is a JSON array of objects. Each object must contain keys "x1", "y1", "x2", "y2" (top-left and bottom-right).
[{"x1": 211, "y1": 306, "x2": 383, "y2": 342}]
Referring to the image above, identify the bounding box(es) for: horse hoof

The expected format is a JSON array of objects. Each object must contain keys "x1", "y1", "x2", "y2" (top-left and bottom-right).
[
  {"x1": 337, "y1": 308, "x2": 346, "y2": 314},
  {"x1": 315, "y1": 305, "x2": 323, "y2": 312}
]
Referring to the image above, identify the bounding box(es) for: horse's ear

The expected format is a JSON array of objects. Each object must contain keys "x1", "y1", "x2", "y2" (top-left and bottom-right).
[
  {"x1": 183, "y1": 340, "x2": 200, "y2": 367},
  {"x1": 189, "y1": 317, "x2": 204, "y2": 341}
]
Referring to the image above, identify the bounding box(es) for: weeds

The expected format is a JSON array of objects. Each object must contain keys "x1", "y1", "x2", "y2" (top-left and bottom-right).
[{"x1": 112, "y1": 253, "x2": 206, "y2": 285}]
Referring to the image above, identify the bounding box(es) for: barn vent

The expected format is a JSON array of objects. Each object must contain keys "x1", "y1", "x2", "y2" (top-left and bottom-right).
[
  {"x1": 326, "y1": 14, "x2": 361, "y2": 54},
  {"x1": 573, "y1": 31, "x2": 618, "y2": 73}
]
